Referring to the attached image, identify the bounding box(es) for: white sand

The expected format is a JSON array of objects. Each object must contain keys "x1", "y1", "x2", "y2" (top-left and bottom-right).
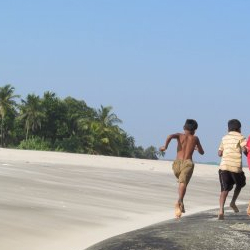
[{"x1": 0, "y1": 148, "x2": 249, "y2": 250}]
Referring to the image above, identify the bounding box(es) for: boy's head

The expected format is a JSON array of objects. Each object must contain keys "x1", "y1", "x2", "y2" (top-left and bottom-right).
[
  {"x1": 228, "y1": 119, "x2": 241, "y2": 132},
  {"x1": 184, "y1": 119, "x2": 198, "y2": 134}
]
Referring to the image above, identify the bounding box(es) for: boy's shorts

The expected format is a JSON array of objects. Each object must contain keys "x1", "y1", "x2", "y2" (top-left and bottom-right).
[
  {"x1": 219, "y1": 170, "x2": 246, "y2": 192},
  {"x1": 172, "y1": 159, "x2": 194, "y2": 185}
]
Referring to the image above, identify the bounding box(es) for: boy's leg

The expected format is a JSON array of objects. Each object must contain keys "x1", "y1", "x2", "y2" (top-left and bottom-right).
[
  {"x1": 174, "y1": 161, "x2": 194, "y2": 218},
  {"x1": 175, "y1": 182, "x2": 186, "y2": 218},
  {"x1": 178, "y1": 182, "x2": 186, "y2": 206},
  {"x1": 172, "y1": 160, "x2": 184, "y2": 218},
  {"x1": 218, "y1": 170, "x2": 234, "y2": 219},
  {"x1": 219, "y1": 190, "x2": 229, "y2": 219},
  {"x1": 230, "y1": 187, "x2": 241, "y2": 213},
  {"x1": 176, "y1": 161, "x2": 194, "y2": 216},
  {"x1": 230, "y1": 172, "x2": 246, "y2": 213}
]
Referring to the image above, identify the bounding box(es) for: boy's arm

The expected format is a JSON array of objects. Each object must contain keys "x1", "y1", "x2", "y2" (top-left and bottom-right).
[
  {"x1": 246, "y1": 136, "x2": 250, "y2": 156},
  {"x1": 160, "y1": 133, "x2": 179, "y2": 151},
  {"x1": 195, "y1": 137, "x2": 204, "y2": 155},
  {"x1": 218, "y1": 141, "x2": 223, "y2": 157},
  {"x1": 240, "y1": 137, "x2": 247, "y2": 156},
  {"x1": 242, "y1": 146, "x2": 247, "y2": 156},
  {"x1": 218, "y1": 150, "x2": 223, "y2": 157}
]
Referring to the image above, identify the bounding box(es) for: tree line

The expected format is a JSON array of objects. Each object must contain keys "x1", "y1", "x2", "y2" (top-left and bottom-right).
[{"x1": 0, "y1": 84, "x2": 162, "y2": 159}]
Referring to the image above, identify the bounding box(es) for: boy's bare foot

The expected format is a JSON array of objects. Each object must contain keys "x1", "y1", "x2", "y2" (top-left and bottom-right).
[
  {"x1": 230, "y1": 203, "x2": 239, "y2": 213},
  {"x1": 175, "y1": 202, "x2": 182, "y2": 218},
  {"x1": 218, "y1": 213, "x2": 224, "y2": 220},
  {"x1": 247, "y1": 201, "x2": 250, "y2": 216}
]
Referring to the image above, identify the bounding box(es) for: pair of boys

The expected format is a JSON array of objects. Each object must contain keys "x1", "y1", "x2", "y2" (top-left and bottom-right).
[{"x1": 160, "y1": 119, "x2": 250, "y2": 219}]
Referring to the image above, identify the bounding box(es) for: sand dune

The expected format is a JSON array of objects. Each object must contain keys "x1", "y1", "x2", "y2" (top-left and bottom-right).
[{"x1": 0, "y1": 148, "x2": 249, "y2": 250}]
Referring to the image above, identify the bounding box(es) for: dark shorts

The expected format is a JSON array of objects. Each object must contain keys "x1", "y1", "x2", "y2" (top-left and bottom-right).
[{"x1": 219, "y1": 170, "x2": 246, "y2": 192}]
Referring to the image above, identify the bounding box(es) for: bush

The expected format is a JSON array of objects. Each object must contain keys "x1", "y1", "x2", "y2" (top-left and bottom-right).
[
  {"x1": 54, "y1": 136, "x2": 84, "y2": 153},
  {"x1": 18, "y1": 137, "x2": 51, "y2": 151}
]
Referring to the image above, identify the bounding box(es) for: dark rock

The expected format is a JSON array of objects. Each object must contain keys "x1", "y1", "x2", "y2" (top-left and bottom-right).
[{"x1": 85, "y1": 205, "x2": 250, "y2": 250}]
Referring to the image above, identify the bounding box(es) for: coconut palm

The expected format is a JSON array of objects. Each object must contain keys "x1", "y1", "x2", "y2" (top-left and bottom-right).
[
  {"x1": 91, "y1": 105, "x2": 123, "y2": 155},
  {"x1": 41, "y1": 91, "x2": 67, "y2": 142},
  {"x1": 96, "y1": 105, "x2": 122, "y2": 127},
  {"x1": 0, "y1": 84, "x2": 20, "y2": 146},
  {"x1": 64, "y1": 96, "x2": 95, "y2": 136},
  {"x1": 19, "y1": 94, "x2": 45, "y2": 140}
]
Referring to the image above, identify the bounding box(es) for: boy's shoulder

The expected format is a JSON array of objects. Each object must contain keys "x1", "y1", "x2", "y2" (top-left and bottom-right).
[
  {"x1": 228, "y1": 131, "x2": 245, "y2": 138},
  {"x1": 222, "y1": 132, "x2": 246, "y2": 141},
  {"x1": 182, "y1": 133, "x2": 199, "y2": 140}
]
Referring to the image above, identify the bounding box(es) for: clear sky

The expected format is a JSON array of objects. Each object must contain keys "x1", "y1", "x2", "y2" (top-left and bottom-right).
[{"x1": 1, "y1": 0, "x2": 250, "y2": 163}]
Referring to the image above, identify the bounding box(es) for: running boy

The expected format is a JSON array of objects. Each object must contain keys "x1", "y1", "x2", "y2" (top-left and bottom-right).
[
  {"x1": 218, "y1": 119, "x2": 247, "y2": 220},
  {"x1": 160, "y1": 119, "x2": 204, "y2": 218}
]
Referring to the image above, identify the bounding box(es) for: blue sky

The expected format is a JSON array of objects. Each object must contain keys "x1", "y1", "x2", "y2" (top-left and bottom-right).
[{"x1": 1, "y1": 0, "x2": 250, "y2": 163}]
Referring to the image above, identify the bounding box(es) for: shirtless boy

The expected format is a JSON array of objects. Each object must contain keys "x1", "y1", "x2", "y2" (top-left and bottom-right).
[{"x1": 160, "y1": 119, "x2": 204, "y2": 218}]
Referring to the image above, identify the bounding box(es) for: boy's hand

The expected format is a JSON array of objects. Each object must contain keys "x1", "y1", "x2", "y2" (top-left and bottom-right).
[
  {"x1": 242, "y1": 146, "x2": 248, "y2": 156},
  {"x1": 159, "y1": 146, "x2": 166, "y2": 152},
  {"x1": 218, "y1": 150, "x2": 223, "y2": 157}
]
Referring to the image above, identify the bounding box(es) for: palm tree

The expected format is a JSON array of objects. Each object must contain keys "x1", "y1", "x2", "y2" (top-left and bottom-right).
[
  {"x1": 41, "y1": 91, "x2": 68, "y2": 143},
  {"x1": 64, "y1": 96, "x2": 94, "y2": 136},
  {"x1": 144, "y1": 146, "x2": 159, "y2": 160},
  {"x1": 0, "y1": 84, "x2": 20, "y2": 146},
  {"x1": 96, "y1": 105, "x2": 122, "y2": 127},
  {"x1": 92, "y1": 105, "x2": 123, "y2": 155},
  {"x1": 19, "y1": 94, "x2": 45, "y2": 140}
]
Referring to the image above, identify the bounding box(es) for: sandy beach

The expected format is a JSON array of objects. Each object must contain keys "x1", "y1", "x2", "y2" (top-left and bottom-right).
[{"x1": 0, "y1": 148, "x2": 249, "y2": 250}]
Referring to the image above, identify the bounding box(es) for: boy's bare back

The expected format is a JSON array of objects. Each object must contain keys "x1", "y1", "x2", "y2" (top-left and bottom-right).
[
  {"x1": 160, "y1": 132, "x2": 204, "y2": 160},
  {"x1": 176, "y1": 133, "x2": 203, "y2": 160}
]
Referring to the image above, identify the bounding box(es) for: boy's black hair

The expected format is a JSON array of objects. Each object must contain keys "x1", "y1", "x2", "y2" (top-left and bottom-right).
[
  {"x1": 184, "y1": 119, "x2": 198, "y2": 132},
  {"x1": 228, "y1": 119, "x2": 241, "y2": 132}
]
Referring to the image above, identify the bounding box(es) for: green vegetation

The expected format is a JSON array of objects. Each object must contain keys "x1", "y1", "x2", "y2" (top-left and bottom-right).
[{"x1": 0, "y1": 84, "x2": 161, "y2": 159}]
